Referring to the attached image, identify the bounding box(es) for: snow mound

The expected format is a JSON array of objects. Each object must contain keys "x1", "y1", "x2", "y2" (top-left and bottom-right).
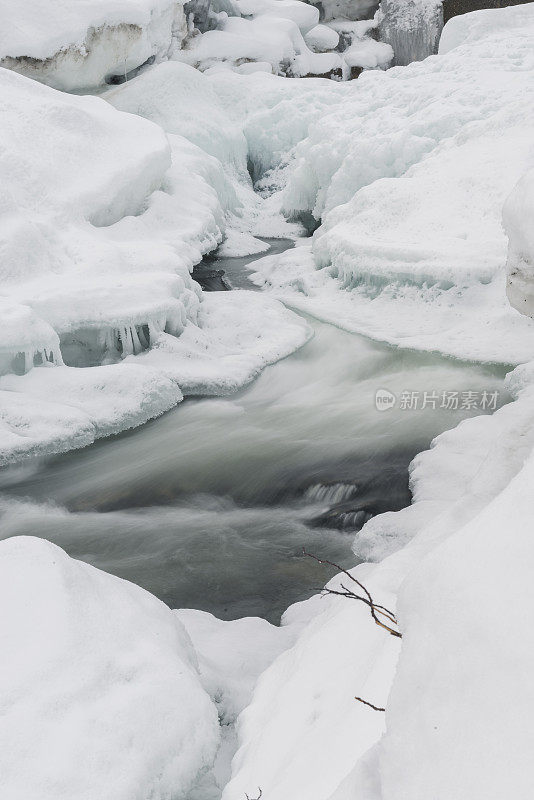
[
  {"x1": 107, "y1": 59, "x2": 248, "y2": 177},
  {"x1": 0, "y1": 0, "x2": 187, "y2": 90},
  {"x1": 0, "y1": 535, "x2": 219, "y2": 800},
  {"x1": 379, "y1": 449, "x2": 534, "y2": 800},
  {"x1": 305, "y1": 24, "x2": 340, "y2": 52}
]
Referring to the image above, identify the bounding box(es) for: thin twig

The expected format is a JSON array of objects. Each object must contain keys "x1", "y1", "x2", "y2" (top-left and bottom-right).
[
  {"x1": 303, "y1": 549, "x2": 401, "y2": 638},
  {"x1": 245, "y1": 790, "x2": 262, "y2": 800},
  {"x1": 354, "y1": 696, "x2": 385, "y2": 712}
]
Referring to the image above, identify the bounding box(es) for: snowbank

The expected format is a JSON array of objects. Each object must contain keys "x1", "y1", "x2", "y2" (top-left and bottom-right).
[
  {"x1": 246, "y1": 3, "x2": 534, "y2": 363},
  {"x1": 379, "y1": 441, "x2": 534, "y2": 800},
  {"x1": 0, "y1": 535, "x2": 219, "y2": 800},
  {"x1": 0, "y1": 0, "x2": 187, "y2": 90},
  {"x1": 0, "y1": 65, "x2": 308, "y2": 465}
]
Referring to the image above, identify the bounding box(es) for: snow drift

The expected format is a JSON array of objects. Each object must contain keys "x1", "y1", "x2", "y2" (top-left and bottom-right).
[{"x1": 0, "y1": 535, "x2": 219, "y2": 800}]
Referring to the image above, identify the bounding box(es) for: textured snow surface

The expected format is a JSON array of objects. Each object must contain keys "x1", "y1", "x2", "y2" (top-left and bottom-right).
[
  {"x1": 0, "y1": 0, "x2": 187, "y2": 90},
  {"x1": 0, "y1": 535, "x2": 219, "y2": 800},
  {"x1": 379, "y1": 415, "x2": 534, "y2": 799},
  {"x1": 247, "y1": 4, "x2": 534, "y2": 363}
]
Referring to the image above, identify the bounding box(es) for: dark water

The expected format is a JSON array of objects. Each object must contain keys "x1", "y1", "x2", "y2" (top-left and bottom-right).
[
  {"x1": 0, "y1": 242, "x2": 510, "y2": 622},
  {"x1": 192, "y1": 238, "x2": 294, "y2": 291}
]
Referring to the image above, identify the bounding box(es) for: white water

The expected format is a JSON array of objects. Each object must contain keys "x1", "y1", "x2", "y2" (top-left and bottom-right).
[{"x1": 0, "y1": 281, "x2": 509, "y2": 621}]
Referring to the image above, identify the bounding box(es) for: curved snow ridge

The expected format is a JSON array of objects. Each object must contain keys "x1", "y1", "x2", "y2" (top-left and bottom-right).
[
  {"x1": 0, "y1": 0, "x2": 187, "y2": 91},
  {"x1": 0, "y1": 534, "x2": 220, "y2": 800}
]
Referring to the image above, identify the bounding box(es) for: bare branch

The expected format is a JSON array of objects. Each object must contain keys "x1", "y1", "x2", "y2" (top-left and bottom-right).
[
  {"x1": 354, "y1": 696, "x2": 385, "y2": 712},
  {"x1": 302, "y1": 549, "x2": 401, "y2": 638},
  {"x1": 245, "y1": 790, "x2": 262, "y2": 800}
]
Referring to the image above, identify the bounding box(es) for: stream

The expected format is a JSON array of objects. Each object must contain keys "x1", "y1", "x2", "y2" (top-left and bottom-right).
[{"x1": 0, "y1": 243, "x2": 510, "y2": 622}]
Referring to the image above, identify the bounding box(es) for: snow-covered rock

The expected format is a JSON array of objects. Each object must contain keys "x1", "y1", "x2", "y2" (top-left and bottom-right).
[
  {"x1": 305, "y1": 24, "x2": 340, "y2": 52},
  {"x1": 0, "y1": 535, "x2": 219, "y2": 800},
  {"x1": 0, "y1": 0, "x2": 187, "y2": 90}
]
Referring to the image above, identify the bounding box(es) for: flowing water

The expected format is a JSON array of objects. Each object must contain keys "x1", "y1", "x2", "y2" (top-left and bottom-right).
[{"x1": 0, "y1": 244, "x2": 511, "y2": 622}]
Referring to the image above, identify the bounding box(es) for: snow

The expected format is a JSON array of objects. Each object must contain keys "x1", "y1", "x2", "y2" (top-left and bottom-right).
[
  {"x1": 244, "y1": 3, "x2": 534, "y2": 363},
  {"x1": 176, "y1": 610, "x2": 298, "y2": 723},
  {"x1": 0, "y1": 535, "x2": 219, "y2": 800},
  {"x1": 234, "y1": 0, "x2": 320, "y2": 33},
  {"x1": 305, "y1": 24, "x2": 340, "y2": 53},
  {"x1": 2, "y1": 4, "x2": 534, "y2": 800},
  {"x1": 504, "y1": 168, "x2": 534, "y2": 317},
  {"x1": 0, "y1": 64, "x2": 308, "y2": 464},
  {"x1": 201, "y1": 11, "x2": 534, "y2": 800},
  {"x1": 0, "y1": 0, "x2": 187, "y2": 90},
  {"x1": 344, "y1": 38, "x2": 393, "y2": 69},
  {"x1": 107, "y1": 60, "x2": 248, "y2": 177},
  {"x1": 379, "y1": 448, "x2": 534, "y2": 800},
  {"x1": 177, "y1": 14, "x2": 342, "y2": 77},
  {"x1": 0, "y1": 362, "x2": 183, "y2": 465}
]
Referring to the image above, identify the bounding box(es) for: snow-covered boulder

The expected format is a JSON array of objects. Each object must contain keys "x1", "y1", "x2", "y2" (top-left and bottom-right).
[
  {"x1": 0, "y1": 0, "x2": 187, "y2": 90},
  {"x1": 0, "y1": 536, "x2": 219, "y2": 800},
  {"x1": 344, "y1": 37, "x2": 393, "y2": 69},
  {"x1": 304, "y1": 24, "x2": 340, "y2": 52}
]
